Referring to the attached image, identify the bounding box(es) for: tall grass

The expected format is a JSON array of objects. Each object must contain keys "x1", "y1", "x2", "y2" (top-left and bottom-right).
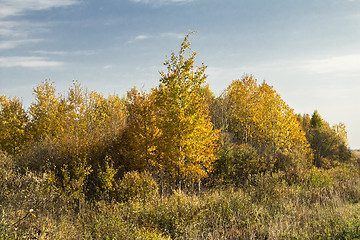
[{"x1": 1, "y1": 150, "x2": 360, "y2": 239}]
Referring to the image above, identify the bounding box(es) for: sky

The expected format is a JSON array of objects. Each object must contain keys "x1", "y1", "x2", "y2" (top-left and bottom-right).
[{"x1": 0, "y1": 0, "x2": 360, "y2": 149}]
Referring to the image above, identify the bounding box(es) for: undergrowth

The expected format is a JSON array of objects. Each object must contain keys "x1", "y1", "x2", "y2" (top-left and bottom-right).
[{"x1": 1, "y1": 151, "x2": 360, "y2": 239}]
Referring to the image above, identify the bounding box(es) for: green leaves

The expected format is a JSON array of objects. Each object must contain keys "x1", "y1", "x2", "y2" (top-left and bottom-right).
[{"x1": 301, "y1": 111, "x2": 352, "y2": 167}]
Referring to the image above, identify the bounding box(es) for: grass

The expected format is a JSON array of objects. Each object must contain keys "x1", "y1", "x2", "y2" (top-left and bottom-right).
[{"x1": 1, "y1": 151, "x2": 360, "y2": 239}]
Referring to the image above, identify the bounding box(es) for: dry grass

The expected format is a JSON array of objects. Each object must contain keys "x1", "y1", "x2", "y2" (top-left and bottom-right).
[{"x1": 1, "y1": 151, "x2": 360, "y2": 239}]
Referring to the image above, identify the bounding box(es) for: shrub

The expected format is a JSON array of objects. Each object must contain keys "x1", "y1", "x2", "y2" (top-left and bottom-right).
[
  {"x1": 15, "y1": 137, "x2": 61, "y2": 173},
  {"x1": 274, "y1": 149, "x2": 310, "y2": 184},
  {"x1": 115, "y1": 170, "x2": 159, "y2": 203},
  {"x1": 304, "y1": 166, "x2": 360, "y2": 204},
  {"x1": 211, "y1": 143, "x2": 266, "y2": 186}
]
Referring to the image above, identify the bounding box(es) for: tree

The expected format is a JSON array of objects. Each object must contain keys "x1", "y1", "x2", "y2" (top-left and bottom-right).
[
  {"x1": 154, "y1": 34, "x2": 219, "y2": 189},
  {"x1": 0, "y1": 96, "x2": 28, "y2": 155},
  {"x1": 28, "y1": 80, "x2": 65, "y2": 140},
  {"x1": 218, "y1": 75, "x2": 311, "y2": 180},
  {"x1": 82, "y1": 91, "x2": 126, "y2": 155},
  {"x1": 333, "y1": 122, "x2": 348, "y2": 146},
  {"x1": 59, "y1": 82, "x2": 127, "y2": 198},
  {"x1": 224, "y1": 75, "x2": 309, "y2": 156},
  {"x1": 225, "y1": 75, "x2": 260, "y2": 144},
  {"x1": 21, "y1": 80, "x2": 128, "y2": 199},
  {"x1": 257, "y1": 81, "x2": 308, "y2": 155},
  {"x1": 306, "y1": 111, "x2": 351, "y2": 167},
  {"x1": 211, "y1": 143, "x2": 266, "y2": 186},
  {"x1": 125, "y1": 87, "x2": 160, "y2": 171}
]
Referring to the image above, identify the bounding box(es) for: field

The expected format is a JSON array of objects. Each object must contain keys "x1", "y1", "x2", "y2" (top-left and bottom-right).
[
  {"x1": 1, "y1": 38, "x2": 360, "y2": 239},
  {"x1": 1, "y1": 152, "x2": 360, "y2": 239}
]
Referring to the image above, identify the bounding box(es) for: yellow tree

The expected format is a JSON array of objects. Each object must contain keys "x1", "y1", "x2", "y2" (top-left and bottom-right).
[
  {"x1": 63, "y1": 83, "x2": 124, "y2": 156},
  {"x1": 223, "y1": 76, "x2": 310, "y2": 179},
  {"x1": 84, "y1": 92, "x2": 120, "y2": 149},
  {"x1": 87, "y1": 93, "x2": 127, "y2": 195},
  {"x1": 82, "y1": 92, "x2": 126, "y2": 181},
  {"x1": 225, "y1": 75, "x2": 260, "y2": 144},
  {"x1": 257, "y1": 81, "x2": 308, "y2": 155},
  {"x1": 333, "y1": 122, "x2": 348, "y2": 145},
  {"x1": 28, "y1": 80, "x2": 65, "y2": 140},
  {"x1": 155, "y1": 34, "x2": 219, "y2": 189},
  {"x1": 44, "y1": 82, "x2": 127, "y2": 199},
  {"x1": 125, "y1": 87, "x2": 160, "y2": 171},
  {"x1": 106, "y1": 94, "x2": 127, "y2": 139},
  {"x1": 225, "y1": 76, "x2": 308, "y2": 155},
  {"x1": 0, "y1": 96, "x2": 28, "y2": 155},
  {"x1": 61, "y1": 80, "x2": 91, "y2": 159}
]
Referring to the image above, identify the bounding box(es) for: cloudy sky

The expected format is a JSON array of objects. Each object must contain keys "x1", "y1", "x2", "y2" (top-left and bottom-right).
[{"x1": 0, "y1": 0, "x2": 359, "y2": 148}]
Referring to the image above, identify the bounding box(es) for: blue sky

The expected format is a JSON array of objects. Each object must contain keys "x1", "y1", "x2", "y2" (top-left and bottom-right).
[{"x1": 0, "y1": 0, "x2": 360, "y2": 148}]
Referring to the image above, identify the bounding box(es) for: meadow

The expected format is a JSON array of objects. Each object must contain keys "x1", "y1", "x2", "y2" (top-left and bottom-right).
[{"x1": 1, "y1": 36, "x2": 359, "y2": 239}]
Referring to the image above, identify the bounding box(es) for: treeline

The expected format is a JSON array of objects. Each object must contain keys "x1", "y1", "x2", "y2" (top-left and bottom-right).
[{"x1": 0, "y1": 35, "x2": 357, "y2": 202}]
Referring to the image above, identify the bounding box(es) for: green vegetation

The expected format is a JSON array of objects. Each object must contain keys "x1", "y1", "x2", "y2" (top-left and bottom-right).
[{"x1": 1, "y1": 34, "x2": 359, "y2": 239}]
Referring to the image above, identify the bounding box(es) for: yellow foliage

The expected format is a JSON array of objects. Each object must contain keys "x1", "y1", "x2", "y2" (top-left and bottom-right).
[
  {"x1": 28, "y1": 80, "x2": 65, "y2": 140},
  {"x1": 0, "y1": 96, "x2": 28, "y2": 154},
  {"x1": 154, "y1": 34, "x2": 219, "y2": 187},
  {"x1": 225, "y1": 75, "x2": 309, "y2": 156},
  {"x1": 125, "y1": 87, "x2": 161, "y2": 171}
]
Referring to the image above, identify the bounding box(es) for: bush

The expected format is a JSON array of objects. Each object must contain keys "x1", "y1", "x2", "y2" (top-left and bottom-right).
[
  {"x1": 304, "y1": 166, "x2": 360, "y2": 204},
  {"x1": 15, "y1": 137, "x2": 61, "y2": 173},
  {"x1": 274, "y1": 149, "x2": 310, "y2": 184},
  {"x1": 211, "y1": 143, "x2": 266, "y2": 186},
  {"x1": 0, "y1": 150, "x2": 55, "y2": 239},
  {"x1": 211, "y1": 143, "x2": 311, "y2": 187},
  {"x1": 115, "y1": 170, "x2": 159, "y2": 203}
]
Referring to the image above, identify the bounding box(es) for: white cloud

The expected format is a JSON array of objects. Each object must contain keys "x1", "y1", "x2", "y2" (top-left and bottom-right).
[
  {"x1": 31, "y1": 50, "x2": 96, "y2": 56},
  {"x1": 72, "y1": 50, "x2": 97, "y2": 56},
  {"x1": 135, "y1": 35, "x2": 151, "y2": 40},
  {"x1": 0, "y1": 1, "x2": 79, "y2": 54},
  {"x1": 207, "y1": 53, "x2": 360, "y2": 81},
  {"x1": 127, "y1": 34, "x2": 151, "y2": 43},
  {"x1": 129, "y1": 32, "x2": 185, "y2": 43},
  {"x1": 31, "y1": 50, "x2": 68, "y2": 56},
  {"x1": 0, "y1": 0, "x2": 79, "y2": 19},
  {"x1": 129, "y1": 0, "x2": 193, "y2": 7},
  {"x1": 0, "y1": 56, "x2": 63, "y2": 68},
  {"x1": 0, "y1": 20, "x2": 48, "y2": 40},
  {"x1": 0, "y1": 39, "x2": 42, "y2": 50},
  {"x1": 129, "y1": 0, "x2": 195, "y2": 8},
  {"x1": 300, "y1": 54, "x2": 360, "y2": 74},
  {"x1": 0, "y1": 21, "x2": 25, "y2": 37},
  {"x1": 103, "y1": 65, "x2": 113, "y2": 69}
]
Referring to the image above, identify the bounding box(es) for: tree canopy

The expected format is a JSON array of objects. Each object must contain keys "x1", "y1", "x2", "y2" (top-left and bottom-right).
[{"x1": 0, "y1": 35, "x2": 355, "y2": 197}]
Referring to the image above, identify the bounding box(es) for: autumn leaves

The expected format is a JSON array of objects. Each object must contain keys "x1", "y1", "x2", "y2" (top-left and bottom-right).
[
  {"x1": 0, "y1": 34, "x2": 351, "y2": 197},
  {"x1": 225, "y1": 76, "x2": 309, "y2": 157},
  {"x1": 126, "y1": 34, "x2": 218, "y2": 189}
]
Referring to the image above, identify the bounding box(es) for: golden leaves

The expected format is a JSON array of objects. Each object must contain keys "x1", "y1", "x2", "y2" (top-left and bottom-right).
[
  {"x1": 0, "y1": 96, "x2": 28, "y2": 154},
  {"x1": 225, "y1": 75, "x2": 309, "y2": 155},
  {"x1": 155, "y1": 35, "x2": 219, "y2": 186}
]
